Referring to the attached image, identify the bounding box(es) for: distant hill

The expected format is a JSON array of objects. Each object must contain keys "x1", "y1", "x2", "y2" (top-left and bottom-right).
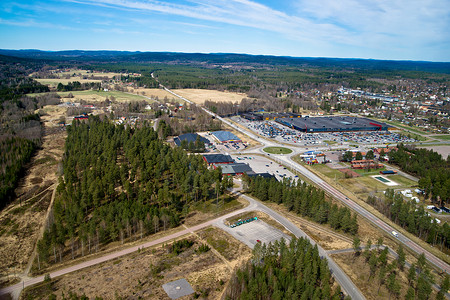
[{"x1": 0, "y1": 49, "x2": 449, "y2": 74}]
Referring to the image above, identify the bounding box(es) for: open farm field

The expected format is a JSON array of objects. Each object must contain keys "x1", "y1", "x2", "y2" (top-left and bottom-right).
[
  {"x1": 57, "y1": 90, "x2": 153, "y2": 103},
  {"x1": 35, "y1": 78, "x2": 102, "y2": 87},
  {"x1": 22, "y1": 228, "x2": 251, "y2": 300},
  {"x1": 55, "y1": 69, "x2": 123, "y2": 78},
  {"x1": 172, "y1": 89, "x2": 248, "y2": 105},
  {"x1": 131, "y1": 88, "x2": 176, "y2": 101}
]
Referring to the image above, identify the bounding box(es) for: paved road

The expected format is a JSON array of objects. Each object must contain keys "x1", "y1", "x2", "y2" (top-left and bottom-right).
[
  {"x1": 0, "y1": 186, "x2": 365, "y2": 300},
  {"x1": 222, "y1": 189, "x2": 365, "y2": 300},
  {"x1": 159, "y1": 82, "x2": 450, "y2": 275},
  {"x1": 0, "y1": 207, "x2": 253, "y2": 298},
  {"x1": 278, "y1": 154, "x2": 450, "y2": 274}
]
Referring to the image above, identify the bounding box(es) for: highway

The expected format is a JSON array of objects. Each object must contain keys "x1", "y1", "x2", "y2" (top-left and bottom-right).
[{"x1": 158, "y1": 81, "x2": 450, "y2": 275}]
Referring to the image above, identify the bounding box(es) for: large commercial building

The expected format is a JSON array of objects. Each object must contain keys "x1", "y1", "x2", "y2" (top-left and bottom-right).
[
  {"x1": 211, "y1": 131, "x2": 241, "y2": 143},
  {"x1": 276, "y1": 116, "x2": 389, "y2": 133},
  {"x1": 174, "y1": 133, "x2": 210, "y2": 147}
]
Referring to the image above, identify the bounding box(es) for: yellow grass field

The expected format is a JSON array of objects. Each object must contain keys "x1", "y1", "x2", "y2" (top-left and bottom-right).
[
  {"x1": 131, "y1": 88, "x2": 176, "y2": 100},
  {"x1": 35, "y1": 78, "x2": 103, "y2": 87},
  {"x1": 57, "y1": 90, "x2": 154, "y2": 103},
  {"x1": 172, "y1": 89, "x2": 248, "y2": 105}
]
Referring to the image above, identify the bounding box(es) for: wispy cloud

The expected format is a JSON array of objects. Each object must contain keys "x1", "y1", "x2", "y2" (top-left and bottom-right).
[
  {"x1": 0, "y1": 17, "x2": 73, "y2": 30},
  {"x1": 61, "y1": 0, "x2": 347, "y2": 44}
]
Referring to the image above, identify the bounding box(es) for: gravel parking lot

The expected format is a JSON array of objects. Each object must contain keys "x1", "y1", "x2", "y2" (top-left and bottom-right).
[{"x1": 220, "y1": 219, "x2": 291, "y2": 249}]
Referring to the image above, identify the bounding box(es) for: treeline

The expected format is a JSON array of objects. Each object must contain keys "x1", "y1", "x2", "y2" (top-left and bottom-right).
[
  {"x1": 119, "y1": 73, "x2": 159, "y2": 88},
  {"x1": 36, "y1": 117, "x2": 228, "y2": 267},
  {"x1": 56, "y1": 81, "x2": 101, "y2": 92},
  {"x1": 368, "y1": 189, "x2": 450, "y2": 251},
  {"x1": 357, "y1": 240, "x2": 441, "y2": 300},
  {"x1": 388, "y1": 144, "x2": 450, "y2": 204},
  {"x1": 0, "y1": 137, "x2": 36, "y2": 208},
  {"x1": 225, "y1": 237, "x2": 346, "y2": 299},
  {"x1": 156, "y1": 103, "x2": 222, "y2": 137},
  {"x1": 244, "y1": 176, "x2": 358, "y2": 235}
]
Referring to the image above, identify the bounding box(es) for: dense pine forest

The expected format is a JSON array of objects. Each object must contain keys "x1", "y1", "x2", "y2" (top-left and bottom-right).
[
  {"x1": 0, "y1": 137, "x2": 36, "y2": 208},
  {"x1": 388, "y1": 144, "x2": 450, "y2": 204},
  {"x1": 368, "y1": 189, "x2": 450, "y2": 252},
  {"x1": 36, "y1": 117, "x2": 227, "y2": 266},
  {"x1": 0, "y1": 56, "x2": 55, "y2": 207},
  {"x1": 225, "y1": 237, "x2": 346, "y2": 300},
  {"x1": 244, "y1": 176, "x2": 358, "y2": 235}
]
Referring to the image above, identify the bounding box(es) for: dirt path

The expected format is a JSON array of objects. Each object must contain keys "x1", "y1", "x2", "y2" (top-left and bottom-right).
[
  {"x1": 183, "y1": 225, "x2": 233, "y2": 271},
  {"x1": 0, "y1": 105, "x2": 66, "y2": 278}
]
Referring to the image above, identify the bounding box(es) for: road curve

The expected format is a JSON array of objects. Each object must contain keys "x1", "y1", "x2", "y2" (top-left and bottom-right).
[
  {"x1": 226, "y1": 189, "x2": 365, "y2": 300},
  {"x1": 159, "y1": 81, "x2": 450, "y2": 275}
]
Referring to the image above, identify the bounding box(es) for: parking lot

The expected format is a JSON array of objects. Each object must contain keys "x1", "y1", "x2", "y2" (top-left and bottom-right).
[
  {"x1": 232, "y1": 116, "x2": 417, "y2": 146},
  {"x1": 232, "y1": 155, "x2": 299, "y2": 182},
  {"x1": 220, "y1": 219, "x2": 291, "y2": 249}
]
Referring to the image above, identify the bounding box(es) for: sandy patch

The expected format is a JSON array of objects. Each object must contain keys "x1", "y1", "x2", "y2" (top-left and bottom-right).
[
  {"x1": 420, "y1": 145, "x2": 450, "y2": 159},
  {"x1": 22, "y1": 228, "x2": 251, "y2": 300}
]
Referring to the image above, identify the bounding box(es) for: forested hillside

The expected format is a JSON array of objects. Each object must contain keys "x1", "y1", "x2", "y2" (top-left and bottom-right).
[
  {"x1": 244, "y1": 176, "x2": 358, "y2": 234},
  {"x1": 388, "y1": 144, "x2": 450, "y2": 204},
  {"x1": 225, "y1": 237, "x2": 346, "y2": 299},
  {"x1": 37, "y1": 117, "x2": 227, "y2": 266}
]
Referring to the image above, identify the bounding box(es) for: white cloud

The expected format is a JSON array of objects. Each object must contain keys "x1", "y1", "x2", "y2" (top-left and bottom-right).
[{"x1": 0, "y1": 17, "x2": 73, "y2": 30}]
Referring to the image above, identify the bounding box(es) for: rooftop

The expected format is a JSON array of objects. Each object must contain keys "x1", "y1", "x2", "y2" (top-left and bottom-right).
[
  {"x1": 211, "y1": 130, "x2": 241, "y2": 142},
  {"x1": 202, "y1": 154, "x2": 234, "y2": 164},
  {"x1": 276, "y1": 116, "x2": 389, "y2": 132}
]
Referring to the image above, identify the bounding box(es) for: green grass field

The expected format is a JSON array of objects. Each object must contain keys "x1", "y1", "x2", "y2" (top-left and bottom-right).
[
  {"x1": 381, "y1": 119, "x2": 427, "y2": 134},
  {"x1": 433, "y1": 134, "x2": 450, "y2": 141},
  {"x1": 28, "y1": 90, "x2": 154, "y2": 102},
  {"x1": 263, "y1": 146, "x2": 293, "y2": 154}
]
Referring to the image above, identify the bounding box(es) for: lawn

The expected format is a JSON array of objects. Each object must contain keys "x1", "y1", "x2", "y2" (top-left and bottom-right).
[
  {"x1": 434, "y1": 134, "x2": 450, "y2": 141},
  {"x1": 388, "y1": 175, "x2": 417, "y2": 187},
  {"x1": 263, "y1": 146, "x2": 293, "y2": 154},
  {"x1": 310, "y1": 164, "x2": 345, "y2": 180},
  {"x1": 381, "y1": 119, "x2": 427, "y2": 135}
]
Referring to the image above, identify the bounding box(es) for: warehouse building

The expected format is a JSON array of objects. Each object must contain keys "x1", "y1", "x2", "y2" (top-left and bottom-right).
[
  {"x1": 276, "y1": 116, "x2": 389, "y2": 133},
  {"x1": 211, "y1": 131, "x2": 241, "y2": 143},
  {"x1": 174, "y1": 133, "x2": 210, "y2": 147},
  {"x1": 202, "y1": 154, "x2": 234, "y2": 165},
  {"x1": 216, "y1": 163, "x2": 254, "y2": 176}
]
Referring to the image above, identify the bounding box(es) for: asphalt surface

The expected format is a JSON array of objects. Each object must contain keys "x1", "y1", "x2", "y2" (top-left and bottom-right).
[
  {"x1": 0, "y1": 185, "x2": 365, "y2": 300},
  {"x1": 168, "y1": 87, "x2": 450, "y2": 275},
  {"x1": 221, "y1": 188, "x2": 366, "y2": 300},
  {"x1": 162, "y1": 83, "x2": 450, "y2": 273}
]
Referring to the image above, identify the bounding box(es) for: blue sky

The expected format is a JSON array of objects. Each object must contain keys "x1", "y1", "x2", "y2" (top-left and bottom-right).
[{"x1": 1, "y1": 0, "x2": 449, "y2": 62}]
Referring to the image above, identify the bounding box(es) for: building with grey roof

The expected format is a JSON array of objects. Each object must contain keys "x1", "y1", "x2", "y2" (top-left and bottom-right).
[
  {"x1": 276, "y1": 116, "x2": 389, "y2": 132},
  {"x1": 216, "y1": 163, "x2": 254, "y2": 176}
]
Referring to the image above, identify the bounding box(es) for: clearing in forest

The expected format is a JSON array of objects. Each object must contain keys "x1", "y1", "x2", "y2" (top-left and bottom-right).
[{"x1": 171, "y1": 89, "x2": 248, "y2": 105}]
